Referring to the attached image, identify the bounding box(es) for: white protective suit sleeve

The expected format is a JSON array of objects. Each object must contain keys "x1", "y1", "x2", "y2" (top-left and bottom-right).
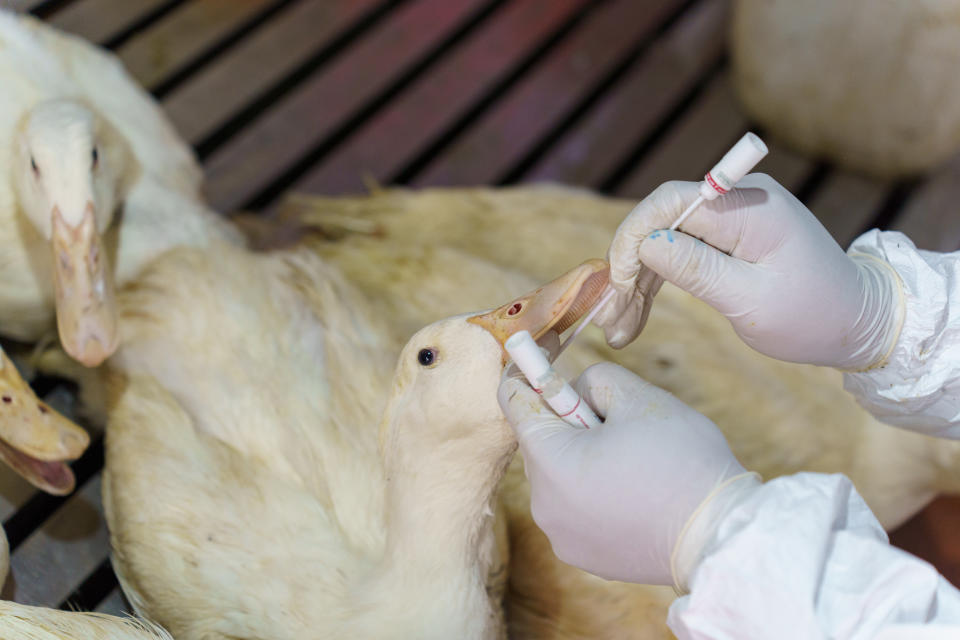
[
  {"x1": 842, "y1": 230, "x2": 960, "y2": 437},
  {"x1": 668, "y1": 472, "x2": 960, "y2": 640}
]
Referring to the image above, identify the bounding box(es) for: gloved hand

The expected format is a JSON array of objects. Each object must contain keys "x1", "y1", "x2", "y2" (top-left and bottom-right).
[
  {"x1": 594, "y1": 174, "x2": 904, "y2": 370},
  {"x1": 498, "y1": 361, "x2": 757, "y2": 586}
]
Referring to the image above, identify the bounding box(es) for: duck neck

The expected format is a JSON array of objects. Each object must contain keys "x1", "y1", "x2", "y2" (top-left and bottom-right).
[
  {"x1": 371, "y1": 429, "x2": 515, "y2": 637},
  {"x1": 383, "y1": 435, "x2": 514, "y2": 563}
]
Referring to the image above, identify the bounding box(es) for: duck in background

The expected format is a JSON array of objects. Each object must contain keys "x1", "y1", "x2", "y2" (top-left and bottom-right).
[{"x1": 0, "y1": 10, "x2": 240, "y2": 367}]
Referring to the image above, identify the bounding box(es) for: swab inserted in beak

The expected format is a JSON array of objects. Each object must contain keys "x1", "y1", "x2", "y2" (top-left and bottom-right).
[
  {"x1": 468, "y1": 258, "x2": 609, "y2": 349},
  {"x1": 51, "y1": 203, "x2": 119, "y2": 367}
]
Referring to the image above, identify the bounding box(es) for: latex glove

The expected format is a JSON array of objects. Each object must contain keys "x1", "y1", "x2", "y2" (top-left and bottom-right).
[
  {"x1": 498, "y1": 361, "x2": 754, "y2": 585},
  {"x1": 595, "y1": 174, "x2": 904, "y2": 369}
]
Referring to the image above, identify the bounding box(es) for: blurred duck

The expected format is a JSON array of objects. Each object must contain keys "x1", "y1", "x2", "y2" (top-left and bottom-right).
[{"x1": 0, "y1": 10, "x2": 238, "y2": 367}]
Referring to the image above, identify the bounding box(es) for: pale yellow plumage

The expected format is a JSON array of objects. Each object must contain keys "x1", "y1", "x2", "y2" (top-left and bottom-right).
[
  {"x1": 94, "y1": 186, "x2": 960, "y2": 639},
  {"x1": 0, "y1": 10, "x2": 239, "y2": 363}
]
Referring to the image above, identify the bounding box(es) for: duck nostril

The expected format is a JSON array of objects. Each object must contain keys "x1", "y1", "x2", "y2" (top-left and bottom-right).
[
  {"x1": 507, "y1": 303, "x2": 522, "y2": 316},
  {"x1": 2, "y1": 395, "x2": 11, "y2": 404}
]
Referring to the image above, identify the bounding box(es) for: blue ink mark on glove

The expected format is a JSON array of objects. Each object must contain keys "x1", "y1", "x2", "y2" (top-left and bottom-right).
[
  {"x1": 649, "y1": 231, "x2": 662, "y2": 240},
  {"x1": 666, "y1": 230, "x2": 674, "y2": 243}
]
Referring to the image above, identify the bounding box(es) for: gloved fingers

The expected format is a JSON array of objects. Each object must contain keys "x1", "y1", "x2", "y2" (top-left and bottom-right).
[
  {"x1": 637, "y1": 230, "x2": 759, "y2": 317},
  {"x1": 591, "y1": 270, "x2": 664, "y2": 349},
  {"x1": 498, "y1": 374, "x2": 581, "y2": 448},
  {"x1": 573, "y1": 362, "x2": 657, "y2": 422},
  {"x1": 609, "y1": 181, "x2": 702, "y2": 294}
]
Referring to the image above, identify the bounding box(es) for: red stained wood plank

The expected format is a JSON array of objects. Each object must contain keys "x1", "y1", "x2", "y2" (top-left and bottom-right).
[
  {"x1": 45, "y1": 0, "x2": 171, "y2": 45},
  {"x1": 613, "y1": 73, "x2": 748, "y2": 198},
  {"x1": 285, "y1": 0, "x2": 587, "y2": 197},
  {"x1": 412, "y1": 0, "x2": 686, "y2": 188},
  {"x1": 523, "y1": 0, "x2": 728, "y2": 188},
  {"x1": 164, "y1": 0, "x2": 383, "y2": 146},
  {"x1": 116, "y1": 0, "x2": 275, "y2": 89},
  {"x1": 203, "y1": 0, "x2": 488, "y2": 213}
]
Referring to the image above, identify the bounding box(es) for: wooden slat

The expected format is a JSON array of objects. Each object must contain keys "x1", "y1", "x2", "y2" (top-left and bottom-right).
[
  {"x1": 8, "y1": 476, "x2": 107, "y2": 606},
  {"x1": 115, "y1": 0, "x2": 275, "y2": 89},
  {"x1": 163, "y1": 0, "x2": 382, "y2": 146},
  {"x1": 613, "y1": 73, "x2": 747, "y2": 197},
  {"x1": 522, "y1": 0, "x2": 727, "y2": 187},
  {"x1": 410, "y1": 0, "x2": 685, "y2": 188},
  {"x1": 893, "y1": 154, "x2": 960, "y2": 252},
  {"x1": 805, "y1": 173, "x2": 888, "y2": 247},
  {"x1": 6, "y1": 0, "x2": 54, "y2": 11},
  {"x1": 285, "y1": 0, "x2": 586, "y2": 196},
  {"x1": 46, "y1": 0, "x2": 171, "y2": 44},
  {"x1": 95, "y1": 587, "x2": 132, "y2": 616},
  {"x1": 203, "y1": 0, "x2": 488, "y2": 213}
]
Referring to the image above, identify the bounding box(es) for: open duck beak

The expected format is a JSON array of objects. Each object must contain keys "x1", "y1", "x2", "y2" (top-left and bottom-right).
[
  {"x1": 469, "y1": 259, "x2": 609, "y2": 350},
  {"x1": 51, "y1": 204, "x2": 119, "y2": 367},
  {"x1": 0, "y1": 349, "x2": 89, "y2": 495}
]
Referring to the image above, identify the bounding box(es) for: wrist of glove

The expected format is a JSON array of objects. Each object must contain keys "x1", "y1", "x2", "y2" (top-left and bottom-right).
[
  {"x1": 498, "y1": 361, "x2": 750, "y2": 585},
  {"x1": 670, "y1": 472, "x2": 763, "y2": 594},
  {"x1": 595, "y1": 174, "x2": 906, "y2": 370}
]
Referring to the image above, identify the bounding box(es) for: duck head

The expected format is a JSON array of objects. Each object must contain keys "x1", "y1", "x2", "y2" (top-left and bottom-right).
[
  {"x1": 381, "y1": 259, "x2": 609, "y2": 458},
  {"x1": 0, "y1": 347, "x2": 90, "y2": 495},
  {"x1": 13, "y1": 99, "x2": 134, "y2": 367}
]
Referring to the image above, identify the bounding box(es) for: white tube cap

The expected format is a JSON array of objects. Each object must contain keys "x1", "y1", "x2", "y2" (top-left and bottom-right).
[
  {"x1": 505, "y1": 330, "x2": 551, "y2": 383},
  {"x1": 700, "y1": 132, "x2": 768, "y2": 200}
]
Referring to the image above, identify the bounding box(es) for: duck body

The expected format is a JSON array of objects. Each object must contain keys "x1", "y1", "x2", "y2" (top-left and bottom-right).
[
  {"x1": 102, "y1": 187, "x2": 959, "y2": 640},
  {"x1": 104, "y1": 243, "x2": 517, "y2": 639},
  {"x1": 0, "y1": 10, "x2": 238, "y2": 361}
]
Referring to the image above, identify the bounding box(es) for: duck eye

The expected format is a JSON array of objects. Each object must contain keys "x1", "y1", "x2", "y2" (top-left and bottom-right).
[
  {"x1": 417, "y1": 348, "x2": 437, "y2": 367},
  {"x1": 30, "y1": 156, "x2": 39, "y2": 176},
  {"x1": 91, "y1": 147, "x2": 98, "y2": 169}
]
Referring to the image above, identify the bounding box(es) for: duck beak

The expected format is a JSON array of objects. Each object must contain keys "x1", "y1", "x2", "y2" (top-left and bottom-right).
[
  {"x1": 0, "y1": 349, "x2": 89, "y2": 495},
  {"x1": 469, "y1": 259, "x2": 609, "y2": 348},
  {"x1": 51, "y1": 203, "x2": 119, "y2": 367}
]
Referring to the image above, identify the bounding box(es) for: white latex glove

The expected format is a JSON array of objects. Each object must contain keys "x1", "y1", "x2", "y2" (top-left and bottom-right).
[
  {"x1": 595, "y1": 174, "x2": 904, "y2": 370},
  {"x1": 498, "y1": 361, "x2": 754, "y2": 586}
]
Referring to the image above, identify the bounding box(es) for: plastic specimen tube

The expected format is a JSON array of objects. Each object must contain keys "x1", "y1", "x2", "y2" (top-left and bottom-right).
[
  {"x1": 670, "y1": 132, "x2": 769, "y2": 231},
  {"x1": 505, "y1": 330, "x2": 602, "y2": 429}
]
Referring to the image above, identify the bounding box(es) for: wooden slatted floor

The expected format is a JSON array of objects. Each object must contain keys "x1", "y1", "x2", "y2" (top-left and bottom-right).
[{"x1": 3, "y1": 0, "x2": 960, "y2": 616}]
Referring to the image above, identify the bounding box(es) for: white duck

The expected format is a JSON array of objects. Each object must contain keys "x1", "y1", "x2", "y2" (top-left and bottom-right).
[
  {"x1": 101, "y1": 240, "x2": 611, "y2": 639},
  {"x1": 0, "y1": 10, "x2": 239, "y2": 366},
  {"x1": 97, "y1": 185, "x2": 960, "y2": 639}
]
